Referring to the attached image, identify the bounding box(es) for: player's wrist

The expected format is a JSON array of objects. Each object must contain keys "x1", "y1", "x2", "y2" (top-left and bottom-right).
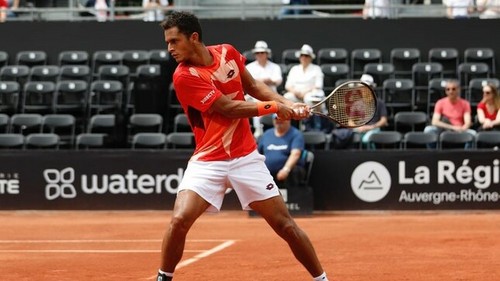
[{"x1": 256, "y1": 101, "x2": 278, "y2": 116}]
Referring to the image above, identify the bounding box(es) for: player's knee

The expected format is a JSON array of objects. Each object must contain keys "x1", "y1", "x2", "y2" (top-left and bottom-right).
[
  {"x1": 277, "y1": 219, "x2": 301, "y2": 241},
  {"x1": 169, "y1": 214, "x2": 193, "y2": 235}
]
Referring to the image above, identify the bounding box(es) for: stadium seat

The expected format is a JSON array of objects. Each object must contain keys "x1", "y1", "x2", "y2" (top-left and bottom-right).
[
  {"x1": 390, "y1": 48, "x2": 421, "y2": 79},
  {"x1": 402, "y1": 131, "x2": 438, "y2": 150},
  {"x1": 475, "y1": 131, "x2": 500, "y2": 149},
  {"x1": 91, "y1": 50, "x2": 123, "y2": 77},
  {"x1": 0, "y1": 113, "x2": 9, "y2": 133},
  {"x1": 412, "y1": 62, "x2": 443, "y2": 111},
  {"x1": 467, "y1": 78, "x2": 500, "y2": 107},
  {"x1": 303, "y1": 131, "x2": 329, "y2": 151},
  {"x1": 382, "y1": 78, "x2": 414, "y2": 120},
  {"x1": 16, "y1": 51, "x2": 47, "y2": 67},
  {"x1": 428, "y1": 48, "x2": 459, "y2": 78},
  {"x1": 321, "y1": 63, "x2": 350, "y2": 92},
  {"x1": 363, "y1": 62, "x2": 395, "y2": 95},
  {"x1": 25, "y1": 133, "x2": 60, "y2": 150},
  {"x1": 0, "y1": 51, "x2": 9, "y2": 68},
  {"x1": 29, "y1": 65, "x2": 60, "y2": 83},
  {"x1": 394, "y1": 111, "x2": 427, "y2": 132},
  {"x1": 21, "y1": 81, "x2": 56, "y2": 114},
  {"x1": 75, "y1": 133, "x2": 106, "y2": 150},
  {"x1": 121, "y1": 50, "x2": 150, "y2": 75},
  {"x1": 464, "y1": 47, "x2": 495, "y2": 75},
  {"x1": 127, "y1": 113, "x2": 163, "y2": 144},
  {"x1": 281, "y1": 48, "x2": 301, "y2": 65},
  {"x1": 173, "y1": 113, "x2": 191, "y2": 132},
  {"x1": 317, "y1": 48, "x2": 348, "y2": 65},
  {"x1": 58, "y1": 50, "x2": 90, "y2": 66},
  {"x1": 8, "y1": 113, "x2": 43, "y2": 135},
  {"x1": 426, "y1": 78, "x2": 448, "y2": 116},
  {"x1": 367, "y1": 131, "x2": 402, "y2": 150},
  {"x1": 42, "y1": 114, "x2": 76, "y2": 148},
  {"x1": 439, "y1": 131, "x2": 475, "y2": 149},
  {"x1": 0, "y1": 133, "x2": 24, "y2": 149},
  {"x1": 0, "y1": 81, "x2": 20, "y2": 114},
  {"x1": 131, "y1": 132, "x2": 167, "y2": 149},
  {"x1": 166, "y1": 132, "x2": 195, "y2": 149},
  {"x1": 88, "y1": 80, "x2": 123, "y2": 117},
  {"x1": 58, "y1": 65, "x2": 92, "y2": 83},
  {"x1": 0, "y1": 65, "x2": 30, "y2": 89},
  {"x1": 457, "y1": 62, "x2": 490, "y2": 93},
  {"x1": 350, "y1": 48, "x2": 382, "y2": 78}
]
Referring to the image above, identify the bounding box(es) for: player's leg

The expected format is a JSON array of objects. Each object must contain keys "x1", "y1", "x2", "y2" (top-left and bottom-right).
[
  {"x1": 159, "y1": 190, "x2": 211, "y2": 277},
  {"x1": 250, "y1": 196, "x2": 327, "y2": 279}
]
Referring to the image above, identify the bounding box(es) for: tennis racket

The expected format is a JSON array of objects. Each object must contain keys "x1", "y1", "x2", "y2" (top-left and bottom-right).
[{"x1": 309, "y1": 80, "x2": 377, "y2": 128}]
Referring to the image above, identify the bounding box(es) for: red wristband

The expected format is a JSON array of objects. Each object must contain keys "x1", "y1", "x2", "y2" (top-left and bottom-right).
[{"x1": 257, "y1": 101, "x2": 278, "y2": 116}]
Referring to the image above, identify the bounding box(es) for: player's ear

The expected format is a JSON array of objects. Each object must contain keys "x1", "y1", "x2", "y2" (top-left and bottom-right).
[{"x1": 190, "y1": 32, "x2": 200, "y2": 43}]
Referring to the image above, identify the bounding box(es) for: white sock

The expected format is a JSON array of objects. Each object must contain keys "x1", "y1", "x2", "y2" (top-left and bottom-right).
[
  {"x1": 313, "y1": 272, "x2": 328, "y2": 281},
  {"x1": 158, "y1": 269, "x2": 174, "y2": 277}
]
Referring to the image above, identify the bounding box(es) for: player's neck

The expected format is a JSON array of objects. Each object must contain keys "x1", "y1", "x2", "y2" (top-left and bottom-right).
[{"x1": 189, "y1": 45, "x2": 213, "y2": 67}]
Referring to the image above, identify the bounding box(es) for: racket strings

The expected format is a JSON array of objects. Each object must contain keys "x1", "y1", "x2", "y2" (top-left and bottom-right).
[{"x1": 327, "y1": 83, "x2": 376, "y2": 127}]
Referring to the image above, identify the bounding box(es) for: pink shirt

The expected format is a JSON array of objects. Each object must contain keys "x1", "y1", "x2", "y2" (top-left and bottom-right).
[{"x1": 434, "y1": 97, "x2": 471, "y2": 126}]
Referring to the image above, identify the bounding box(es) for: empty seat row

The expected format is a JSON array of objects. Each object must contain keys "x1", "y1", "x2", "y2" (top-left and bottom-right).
[{"x1": 0, "y1": 50, "x2": 172, "y2": 73}]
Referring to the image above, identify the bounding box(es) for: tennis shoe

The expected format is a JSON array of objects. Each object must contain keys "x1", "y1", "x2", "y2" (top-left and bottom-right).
[{"x1": 157, "y1": 273, "x2": 172, "y2": 281}]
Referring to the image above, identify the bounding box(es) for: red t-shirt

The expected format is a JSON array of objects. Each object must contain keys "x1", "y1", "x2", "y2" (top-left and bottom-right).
[
  {"x1": 477, "y1": 101, "x2": 498, "y2": 121},
  {"x1": 172, "y1": 44, "x2": 256, "y2": 161},
  {"x1": 0, "y1": 0, "x2": 8, "y2": 8}
]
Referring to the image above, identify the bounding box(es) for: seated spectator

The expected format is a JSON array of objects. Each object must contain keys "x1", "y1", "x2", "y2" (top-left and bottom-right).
[
  {"x1": 283, "y1": 44, "x2": 324, "y2": 106},
  {"x1": 476, "y1": 0, "x2": 500, "y2": 19},
  {"x1": 258, "y1": 114, "x2": 305, "y2": 189},
  {"x1": 443, "y1": 0, "x2": 474, "y2": 18},
  {"x1": 143, "y1": 0, "x2": 169, "y2": 22},
  {"x1": 0, "y1": 0, "x2": 6, "y2": 22},
  {"x1": 246, "y1": 40, "x2": 283, "y2": 138},
  {"x1": 280, "y1": 0, "x2": 311, "y2": 16},
  {"x1": 363, "y1": 0, "x2": 390, "y2": 19},
  {"x1": 283, "y1": 44, "x2": 324, "y2": 130},
  {"x1": 424, "y1": 80, "x2": 476, "y2": 147},
  {"x1": 476, "y1": 83, "x2": 500, "y2": 130},
  {"x1": 353, "y1": 74, "x2": 388, "y2": 148}
]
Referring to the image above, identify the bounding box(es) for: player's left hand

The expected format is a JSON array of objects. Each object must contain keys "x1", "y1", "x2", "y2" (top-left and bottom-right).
[{"x1": 291, "y1": 103, "x2": 310, "y2": 120}]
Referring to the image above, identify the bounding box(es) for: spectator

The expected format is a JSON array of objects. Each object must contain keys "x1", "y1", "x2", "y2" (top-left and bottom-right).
[
  {"x1": 353, "y1": 74, "x2": 388, "y2": 148},
  {"x1": 283, "y1": 44, "x2": 325, "y2": 131},
  {"x1": 0, "y1": 0, "x2": 7, "y2": 22},
  {"x1": 363, "y1": 0, "x2": 390, "y2": 19},
  {"x1": 280, "y1": 0, "x2": 311, "y2": 16},
  {"x1": 476, "y1": 0, "x2": 500, "y2": 19},
  {"x1": 143, "y1": 0, "x2": 169, "y2": 22},
  {"x1": 443, "y1": 0, "x2": 474, "y2": 18},
  {"x1": 246, "y1": 40, "x2": 283, "y2": 138},
  {"x1": 258, "y1": 114, "x2": 305, "y2": 189},
  {"x1": 424, "y1": 80, "x2": 476, "y2": 147},
  {"x1": 476, "y1": 83, "x2": 500, "y2": 130}
]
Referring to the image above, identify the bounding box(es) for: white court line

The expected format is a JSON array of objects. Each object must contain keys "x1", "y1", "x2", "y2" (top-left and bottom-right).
[
  {"x1": 0, "y1": 239, "x2": 229, "y2": 243},
  {"x1": 146, "y1": 240, "x2": 237, "y2": 280},
  {"x1": 0, "y1": 250, "x2": 202, "y2": 253}
]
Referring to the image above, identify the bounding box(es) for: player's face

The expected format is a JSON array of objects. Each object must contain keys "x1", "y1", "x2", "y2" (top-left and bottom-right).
[{"x1": 164, "y1": 27, "x2": 195, "y2": 63}]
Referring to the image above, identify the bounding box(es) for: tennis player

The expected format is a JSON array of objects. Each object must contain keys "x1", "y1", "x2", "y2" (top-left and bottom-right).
[{"x1": 157, "y1": 11, "x2": 329, "y2": 281}]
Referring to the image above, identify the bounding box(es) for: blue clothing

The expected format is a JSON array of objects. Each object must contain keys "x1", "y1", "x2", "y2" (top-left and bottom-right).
[
  {"x1": 367, "y1": 98, "x2": 388, "y2": 126},
  {"x1": 258, "y1": 126, "x2": 305, "y2": 175}
]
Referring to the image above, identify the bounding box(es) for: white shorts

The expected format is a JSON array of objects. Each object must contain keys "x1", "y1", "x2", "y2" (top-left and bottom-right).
[{"x1": 178, "y1": 150, "x2": 280, "y2": 212}]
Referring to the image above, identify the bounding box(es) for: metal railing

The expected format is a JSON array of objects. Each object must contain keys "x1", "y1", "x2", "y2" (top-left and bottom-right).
[{"x1": 1, "y1": 3, "x2": 496, "y2": 22}]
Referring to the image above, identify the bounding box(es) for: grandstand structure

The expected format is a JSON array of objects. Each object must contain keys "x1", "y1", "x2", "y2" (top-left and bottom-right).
[{"x1": 1, "y1": 15, "x2": 500, "y2": 150}]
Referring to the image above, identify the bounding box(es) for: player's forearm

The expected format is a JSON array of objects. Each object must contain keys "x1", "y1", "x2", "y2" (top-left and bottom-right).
[{"x1": 249, "y1": 80, "x2": 293, "y2": 107}]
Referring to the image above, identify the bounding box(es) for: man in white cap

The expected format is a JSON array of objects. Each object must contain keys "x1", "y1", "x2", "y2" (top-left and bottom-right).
[
  {"x1": 246, "y1": 40, "x2": 283, "y2": 138},
  {"x1": 354, "y1": 73, "x2": 388, "y2": 148}
]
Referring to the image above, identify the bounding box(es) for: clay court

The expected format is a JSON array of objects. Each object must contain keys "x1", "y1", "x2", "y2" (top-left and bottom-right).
[{"x1": 0, "y1": 210, "x2": 499, "y2": 281}]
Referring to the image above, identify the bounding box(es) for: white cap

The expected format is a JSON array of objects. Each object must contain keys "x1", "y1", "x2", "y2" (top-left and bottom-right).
[
  {"x1": 252, "y1": 40, "x2": 271, "y2": 54},
  {"x1": 360, "y1": 74, "x2": 376, "y2": 87},
  {"x1": 299, "y1": 44, "x2": 316, "y2": 59}
]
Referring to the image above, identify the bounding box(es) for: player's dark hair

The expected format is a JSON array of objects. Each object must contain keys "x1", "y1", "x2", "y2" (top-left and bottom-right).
[{"x1": 160, "y1": 11, "x2": 203, "y2": 42}]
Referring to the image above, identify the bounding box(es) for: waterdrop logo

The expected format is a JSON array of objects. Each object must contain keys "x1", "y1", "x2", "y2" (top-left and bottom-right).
[
  {"x1": 44, "y1": 167, "x2": 77, "y2": 200},
  {"x1": 351, "y1": 161, "x2": 391, "y2": 202}
]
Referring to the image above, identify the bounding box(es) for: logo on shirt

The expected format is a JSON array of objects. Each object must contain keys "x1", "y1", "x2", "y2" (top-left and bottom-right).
[
  {"x1": 227, "y1": 69, "x2": 235, "y2": 79},
  {"x1": 200, "y1": 90, "x2": 215, "y2": 104}
]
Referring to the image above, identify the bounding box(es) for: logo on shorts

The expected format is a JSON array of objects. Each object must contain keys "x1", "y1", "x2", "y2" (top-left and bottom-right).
[
  {"x1": 266, "y1": 183, "x2": 274, "y2": 190},
  {"x1": 351, "y1": 161, "x2": 391, "y2": 202},
  {"x1": 44, "y1": 167, "x2": 77, "y2": 200}
]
